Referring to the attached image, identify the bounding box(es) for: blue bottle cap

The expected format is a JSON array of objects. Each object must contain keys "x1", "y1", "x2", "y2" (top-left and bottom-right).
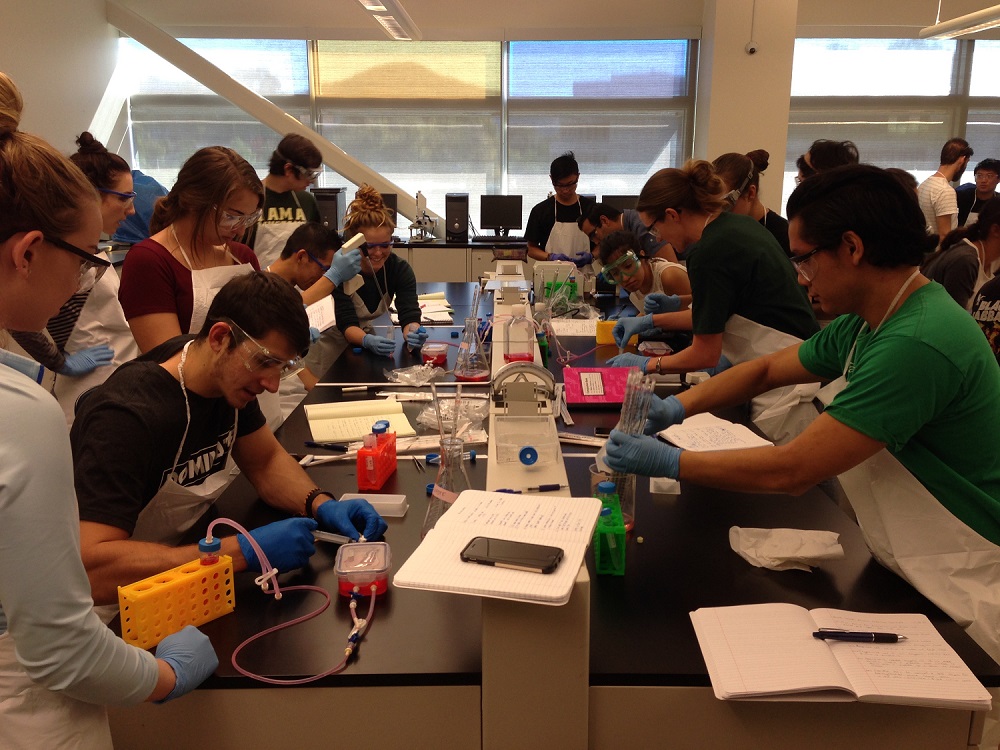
[
  {"x1": 426, "y1": 483, "x2": 435, "y2": 496},
  {"x1": 451, "y1": 330, "x2": 459, "y2": 338},
  {"x1": 600, "y1": 507, "x2": 612, "y2": 516},
  {"x1": 425, "y1": 453, "x2": 440, "y2": 463},
  {"x1": 353, "y1": 347, "x2": 363, "y2": 354},
  {"x1": 198, "y1": 537, "x2": 222, "y2": 554},
  {"x1": 519, "y1": 446, "x2": 538, "y2": 465},
  {"x1": 597, "y1": 481, "x2": 616, "y2": 494},
  {"x1": 469, "y1": 449, "x2": 476, "y2": 462},
  {"x1": 372, "y1": 423, "x2": 387, "y2": 434}
]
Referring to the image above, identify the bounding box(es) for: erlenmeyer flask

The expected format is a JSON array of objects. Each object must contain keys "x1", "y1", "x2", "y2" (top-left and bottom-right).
[
  {"x1": 422, "y1": 437, "x2": 473, "y2": 538},
  {"x1": 455, "y1": 316, "x2": 491, "y2": 382}
]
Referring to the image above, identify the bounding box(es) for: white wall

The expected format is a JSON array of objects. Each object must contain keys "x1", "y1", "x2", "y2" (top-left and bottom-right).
[{"x1": 0, "y1": 0, "x2": 117, "y2": 152}]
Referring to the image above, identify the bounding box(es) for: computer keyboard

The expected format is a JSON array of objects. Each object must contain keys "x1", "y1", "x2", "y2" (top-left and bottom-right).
[{"x1": 469, "y1": 235, "x2": 525, "y2": 243}]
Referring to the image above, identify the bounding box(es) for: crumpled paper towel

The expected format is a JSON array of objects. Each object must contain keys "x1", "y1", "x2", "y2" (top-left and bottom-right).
[{"x1": 729, "y1": 526, "x2": 844, "y2": 572}]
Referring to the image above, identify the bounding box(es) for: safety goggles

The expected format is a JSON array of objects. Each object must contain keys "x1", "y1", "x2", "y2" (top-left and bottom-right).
[
  {"x1": 306, "y1": 250, "x2": 330, "y2": 272},
  {"x1": 217, "y1": 207, "x2": 263, "y2": 231},
  {"x1": 97, "y1": 187, "x2": 137, "y2": 206},
  {"x1": 789, "y1": 243, "x2": 838, "y2": 283},
  {"x1": 44, "y1": 235, "x2": 111, "y2": 290},
  {"x1": 600, "y1": 250, "x2": 641, "y2": 284},
  {"x1": 293, "y1": 164, "x2": 322, "y2": 181},
  {"x1": 224, "y1": 318, "x2": 305, "y2": 380}
]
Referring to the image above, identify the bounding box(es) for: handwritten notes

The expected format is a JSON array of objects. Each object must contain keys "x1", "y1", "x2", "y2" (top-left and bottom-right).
[{"x1": 659, "y1": 412, "x2": 772, "y2": 451}]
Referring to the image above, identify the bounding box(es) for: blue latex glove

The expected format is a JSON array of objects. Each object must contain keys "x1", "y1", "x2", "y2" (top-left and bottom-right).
[
  {"x1": 643, "y1": 293, "x2": 682, "y2": 315},
  {"x1": 548, "y1": 253, "x2": 572, "y2": 262},
  {"x1": 308, "y1": 326, "x2": 321, "y2": 345},
  {"x1": 362, "y1": 333, "x2": 396, "y2": 356},
  {"x1": 699, "y1": 354, "x2": 733, "y2": 377},
  {"x1": 323, "y1": 247, "x2": 363, "y2": 287},
  {"x1": 154, "y1": 625, "x2": 219, "y2": 702},
  {"x1": 59, "y1": 344, "x2": 114, "y2": 376},
  {"x1": 605, "y1": 429, "x2": 682, "y2": 478},
  {"x1": 572, "y1": 251, "x2": 594, "y2": 268},
  {"x1": 644, "y1": 394, "x2": 685, "y2": 435},
  {"x1": 237, "y1": 517, "x2": 318, "y2": 573},
  {"x1": 315, "y1": 497, "x2": 388, "y2": 541},
  {"x1": 606, "y1": 352, "x2": 650, "y2": 370},
  {"x1": 405, "y1": 326, "x2": 428, "y2": 349},
  {"x1": 612, "y1": 313, "x2": 655, "y2": 348}
]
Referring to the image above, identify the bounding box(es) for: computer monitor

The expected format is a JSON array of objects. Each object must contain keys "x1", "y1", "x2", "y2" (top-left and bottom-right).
[
  {"x1": 480, "y1": 195, "x2": 523, "y2": 236},
  {"x1": 378, "y1": 192, "x2": 398, "y2": 227},
  {"x1": 602, "y1": 195, "x2": 639, "y2": 212}
]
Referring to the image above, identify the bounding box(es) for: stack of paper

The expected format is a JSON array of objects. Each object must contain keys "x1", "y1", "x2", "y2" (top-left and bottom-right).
[
  {"x1": 391, "y1": 292, "x2": 454, "y2": 324},
  {"x1": 659, "y1": 412, "x2": 773, "y2": 451},
  {"x1": 394, "y1": 490, "x2": 602, "y2": 605},
  {"x1": 304, "y1": 399, "x2": 417, "y2": 443},
  {"x1": 305, "y1": 297, "x2": 336, "y2": 332}
]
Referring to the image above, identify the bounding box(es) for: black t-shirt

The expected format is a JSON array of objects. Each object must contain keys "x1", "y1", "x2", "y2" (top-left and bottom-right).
[
  {"x1": 524, "y1": 195, "x2": 596, "y2": 249},
  {"x1": 333, "y1": 253, "x2": 421, "y2": 332},
  {"x1": 71, "y1": 335, "x2": 267, "y2": 534}
]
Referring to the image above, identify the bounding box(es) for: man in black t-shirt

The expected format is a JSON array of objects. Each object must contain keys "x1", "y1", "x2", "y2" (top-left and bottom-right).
[
  {"x1": 71, "y1": 272, "x2": 387, "y2": 606},
  {"x1": 525, "y1": 151, "x2": 595, "y2": 264}
]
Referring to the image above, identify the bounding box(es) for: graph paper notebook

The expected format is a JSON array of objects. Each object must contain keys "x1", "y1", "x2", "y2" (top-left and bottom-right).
[
  {"x1": 394, "y1": 490, "x2": 602, "y2": 605},
  {"x1": 690, "y1": 603, "x2": 991, "y2": 710}
]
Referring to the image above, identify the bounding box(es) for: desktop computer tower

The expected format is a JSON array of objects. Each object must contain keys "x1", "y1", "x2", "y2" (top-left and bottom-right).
[
  {"x1": 312, "y1": 188, "x2": 347, "y2": 232},
  {"x1": 446, "y1": 193, "x2": 469, "y2": 243}
]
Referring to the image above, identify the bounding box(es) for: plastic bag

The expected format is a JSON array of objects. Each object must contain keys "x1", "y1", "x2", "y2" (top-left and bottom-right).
[
  {"x1": 416, "y1": 397, "x2": 490, "y2": 435},
  {"x1": 383, "y1": 363, "x2": 447, "y2": 387}
]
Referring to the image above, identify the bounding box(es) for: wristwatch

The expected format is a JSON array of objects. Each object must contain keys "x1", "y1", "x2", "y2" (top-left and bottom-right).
[{"x1": 654, "y1": 356, "x2": 664, "y2": 375}]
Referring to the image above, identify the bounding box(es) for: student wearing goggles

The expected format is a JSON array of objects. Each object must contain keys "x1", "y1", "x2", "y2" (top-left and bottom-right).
[{"x1": 244, "y1": 133, "x2": 326, "y2": 269}]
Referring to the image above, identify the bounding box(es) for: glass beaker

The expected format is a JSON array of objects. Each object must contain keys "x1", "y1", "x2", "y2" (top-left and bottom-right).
[
  {"x1": 421, "y1": 437, "x2": 473, "y2": 538},
  {"x1": 455, "y1": 316, "x2": 490, "y2": 382}
]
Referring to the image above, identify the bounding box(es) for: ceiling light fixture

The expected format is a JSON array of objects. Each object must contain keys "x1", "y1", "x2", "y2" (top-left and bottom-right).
[
  {"x1": 919, "y1": 3, "x2": 1000, "y2": 39},
  {"x1": 355, "y1": 0, "x2": 422, "y2": 41}
]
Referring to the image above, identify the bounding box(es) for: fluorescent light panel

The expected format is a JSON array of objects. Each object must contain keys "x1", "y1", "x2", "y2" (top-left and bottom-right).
[
  {"x1": 356, "y1": 0, "x2": 421, "y2": 41},
  {"x1": 919, "y1": 4, "x2": 1000, "y2": 39}
]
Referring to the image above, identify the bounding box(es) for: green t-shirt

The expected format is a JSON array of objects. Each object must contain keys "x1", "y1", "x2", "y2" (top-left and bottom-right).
[
  {"x1": 686, "y1": 211, "x2": 818, "y2": 340},
  {"x1": 798, "y1": 282, "x2": 1000, "y2": 544}
]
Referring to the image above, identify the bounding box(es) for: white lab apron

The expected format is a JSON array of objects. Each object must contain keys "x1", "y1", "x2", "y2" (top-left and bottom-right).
[
  {"x1": 627, "y1": 257, "x2": 687, "y2": 311},
  {"x1": 95, "y1": 342, "x2": 240, "y2": 624},
  {"x1": 304, "y1": 273, "x2": 391, "y2": 377},
  {"x1": 252, "y1": 192, "x2": 306, "y2": 270},
  {"x1": 52, "y1": 252, "x2": 139, "y2": 426},
  {"x1": 0, "y1": 634, "x2": 112, "y2": 750},
  {"x1": 544, "y1": 197, "x2": 591, "y2": 257},
  {"x1": 721, "y1": 314, "x2": 820, "y2": 445},
  {"x1": 178, "y1": 245, "x2": 283, "y2": 431}
]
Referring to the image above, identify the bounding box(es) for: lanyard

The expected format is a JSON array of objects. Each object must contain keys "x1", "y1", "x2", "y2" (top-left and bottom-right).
[{"x1": 842, "y1": 268, "x2": 921, "y2": 379}]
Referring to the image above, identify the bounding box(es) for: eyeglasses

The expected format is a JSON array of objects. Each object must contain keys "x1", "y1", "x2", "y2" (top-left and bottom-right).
[
  {"x1": 217, "y1": 207, "x2": 263, "y2": 231},
  {"x1": 97, "y1": 187, "x2": 137, "y2": 206},
  {"x1": 44, "y1": 235, "x2": 111, "y2": 289},
  {"x1": 305, "y1": 250, "x2": 330, "y2": 272},
  {"x1": 552, "y1": 178, "x2": 579, "y2": 190},
  {"x1": 790, "y1": 243, "x2": 838, "y2": 282},
  {"x1": 223, "y1": 318, "x2": 305, "y2": 380},
  {"x1": 600, "y1": 251, "x2": 641, "y2": 284},
  {"x1": 364, "y1": 240, "x2": 394, "y2": 252},
  {"x1": 292, "y1": 164, "x2": 322, "y2": 182}
]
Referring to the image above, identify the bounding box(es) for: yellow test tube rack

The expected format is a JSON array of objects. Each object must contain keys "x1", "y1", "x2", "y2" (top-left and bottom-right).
[{"x1": 118, "y1": 556, "x2": 235, "y2": 649}]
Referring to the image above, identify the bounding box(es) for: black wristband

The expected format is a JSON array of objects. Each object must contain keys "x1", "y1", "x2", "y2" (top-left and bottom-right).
[{"x1": 304, "y1": 488, "x2": 336, "y2": 519}]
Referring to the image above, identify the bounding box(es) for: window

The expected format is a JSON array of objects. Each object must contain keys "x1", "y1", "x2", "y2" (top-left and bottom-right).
[{"x1": 114, "y1": 37, "x2": 696, "y2": 230}]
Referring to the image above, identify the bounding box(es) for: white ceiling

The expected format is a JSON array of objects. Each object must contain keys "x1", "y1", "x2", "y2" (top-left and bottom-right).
[{"x1": 107, "y1": 0, "x2": 1000, "y2": 41}]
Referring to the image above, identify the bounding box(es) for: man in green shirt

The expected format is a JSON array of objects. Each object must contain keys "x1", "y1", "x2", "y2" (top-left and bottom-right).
[{"x1": 606, "y1": 164, "x2": 1000, "y2": 662}]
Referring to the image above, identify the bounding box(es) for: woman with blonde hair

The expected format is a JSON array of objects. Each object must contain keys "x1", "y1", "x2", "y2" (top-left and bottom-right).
[
  {"x1": 306, "y1": 184, "x2": 424, "y2": 375},
  {"x1": 0, "y1": 71, "x2": 216, "y2": 750},
  {"x1": 118, "y1": 146, "x2": 264, "y2": 353},
  {"x1": 607, "y1": 160, "x2": 819, "y2": 441}
]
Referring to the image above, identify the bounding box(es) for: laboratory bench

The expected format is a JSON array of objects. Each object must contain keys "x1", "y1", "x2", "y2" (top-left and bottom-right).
[
  {"x1": 109, "y1": 283, "x2": 1000, "y2": 750},
  {"x1": 390, "y1": 238, "x2": 528, "y2": 283}
]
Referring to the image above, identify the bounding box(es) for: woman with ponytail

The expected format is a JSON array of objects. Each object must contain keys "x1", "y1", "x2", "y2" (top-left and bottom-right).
[{"x1": 9, "y1": 132, "x2": 140, "y2": 425}]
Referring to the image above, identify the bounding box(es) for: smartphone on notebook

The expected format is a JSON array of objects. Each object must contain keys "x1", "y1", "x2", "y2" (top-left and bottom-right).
[{"x1": 460, "y1": 537, "x2": 564, "y2": 574}]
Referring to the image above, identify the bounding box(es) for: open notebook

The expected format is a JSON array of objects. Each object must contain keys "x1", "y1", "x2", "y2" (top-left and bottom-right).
[
  {"x1": 394, "y1": 490, "x2": 602, "y2": 605},
  {"x1": 659, "y1": 412, "x2": 772, "y2": 451},
  {"x1": 304, "y1": 399, "x2": 417, "y2": 443},
  {"x1": 690, "y1": 603, "x2": 991, "y2": 710}
]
